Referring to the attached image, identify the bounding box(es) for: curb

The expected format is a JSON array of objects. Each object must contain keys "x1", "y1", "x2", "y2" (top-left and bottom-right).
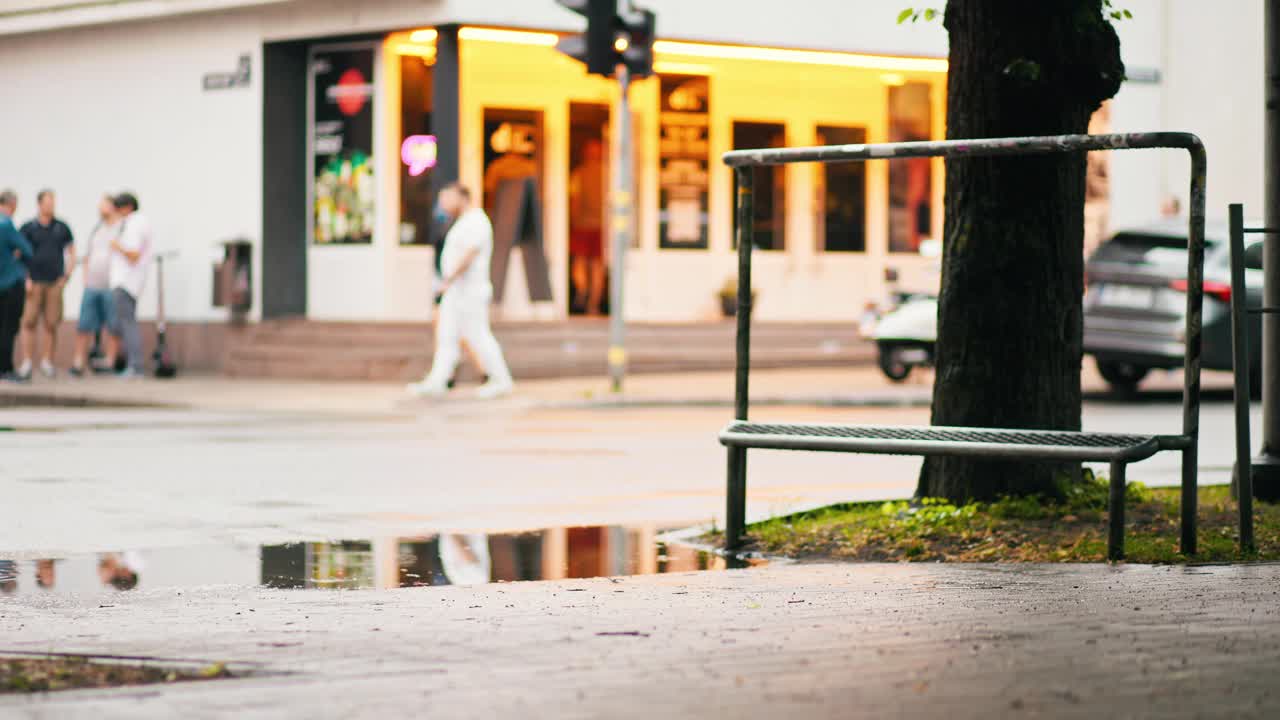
[
  {"x1": 0, "y1": 390, "x2": 175, "y2": 410},
  {"x1": 538, "y1": 392, "x2": 933, "y2": 411}
]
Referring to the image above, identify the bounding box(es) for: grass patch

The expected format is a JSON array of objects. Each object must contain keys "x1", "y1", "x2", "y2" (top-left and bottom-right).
[
  {"x1": 736, "y1": 480, "x2": 1280, "y2": 563},
  {"x1": 1, "y1": 656, "x2": 233, "y2": 694}
]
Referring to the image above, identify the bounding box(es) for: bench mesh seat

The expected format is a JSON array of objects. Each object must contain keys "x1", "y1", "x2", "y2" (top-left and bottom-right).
[{"x1": 721, "y1": 422, "x2": 1163, "y2": 463}]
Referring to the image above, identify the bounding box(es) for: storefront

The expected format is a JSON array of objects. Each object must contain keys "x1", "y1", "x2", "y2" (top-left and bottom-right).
[
  {"x1": 284, "y1": 25, "x2": 949, "y2": 324},
  {"x1": 0, "y1": 0, "x2": 1245, "y2": 368}
]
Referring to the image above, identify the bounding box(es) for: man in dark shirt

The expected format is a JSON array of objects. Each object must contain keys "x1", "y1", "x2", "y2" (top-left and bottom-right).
[{"x1": 18, "y1": 189, "x2": 75, "y2": 379}]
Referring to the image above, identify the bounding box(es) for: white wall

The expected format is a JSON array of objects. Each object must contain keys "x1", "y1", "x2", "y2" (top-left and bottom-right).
[
  {"x1": 1164, "y1": 1, "x2": 1263, "y2": 220},
  {"x1": 0, "y1": 9, "x2": 264, "y2": 323}
]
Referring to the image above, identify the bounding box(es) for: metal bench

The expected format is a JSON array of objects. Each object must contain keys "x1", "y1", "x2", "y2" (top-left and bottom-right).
[{"x1": 720, "y1": 133, "x2": 1208, "y2": 561}]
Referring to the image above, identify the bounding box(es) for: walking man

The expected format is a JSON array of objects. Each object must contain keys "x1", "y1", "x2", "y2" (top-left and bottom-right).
[
  {"x1": 408, "y1": 182, "x2": 514, "y2": 399},
  {"x1": 18, "y1": 190, "x2": 75, "y2": 379},
  {"x1": 109, "y1": 192, "x2": 151, "y2": 378},
  {"x1": 71, "y1": 195, "x2": 122, "y2": 376},
  {"x1": 0, "y1": 190, "x2": 33, "y2": 382}
]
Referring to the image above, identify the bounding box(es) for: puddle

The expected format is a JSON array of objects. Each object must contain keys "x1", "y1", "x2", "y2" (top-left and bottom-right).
[{"x1": 0, "y1": 525, "x2": 759, "y2": 596}]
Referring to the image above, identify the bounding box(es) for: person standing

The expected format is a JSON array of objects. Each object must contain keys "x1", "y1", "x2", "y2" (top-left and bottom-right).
[
  {"x1": 17, "y1": 190, "x2": 75, "y2": 379},
  {"x1": 109, "y1": 192, "x2": 151, "y2": 379},
  {"x1": 408, "y1": 182, "x2": 513, "y2": 399},
  {"x1": 70, "y1": 195, "x2": 122, "y2": 376},
  {"x1": 0, "y1": 190, "x2": 33, "y2": 383},
  {"x1": 569, "y1": 139, "x2": 607, "y2": 316}
]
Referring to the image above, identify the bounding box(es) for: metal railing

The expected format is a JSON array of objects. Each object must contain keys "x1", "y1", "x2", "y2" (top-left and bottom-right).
[
  {"x1": 722, "y1": 132, "x2": 1207, "y2": 559},
  {"x1": 1227, "y1": 203, "x2": 1271, "y2": 553}
]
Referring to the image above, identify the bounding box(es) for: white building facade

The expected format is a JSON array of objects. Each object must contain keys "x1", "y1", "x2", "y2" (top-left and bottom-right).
[{"x1": 0, "y1": 0, "x2": 1261, "y2": 351}]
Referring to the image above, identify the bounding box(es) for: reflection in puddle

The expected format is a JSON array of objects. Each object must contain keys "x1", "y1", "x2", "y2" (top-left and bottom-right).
[{"x1": 0, "y1": 526, "x2": 761, "y2": 595}]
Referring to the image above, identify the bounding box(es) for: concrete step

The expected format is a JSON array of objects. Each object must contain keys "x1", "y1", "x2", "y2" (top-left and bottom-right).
[{"x1": 224, "y1": 320, "x2": 872, "y2": 381}]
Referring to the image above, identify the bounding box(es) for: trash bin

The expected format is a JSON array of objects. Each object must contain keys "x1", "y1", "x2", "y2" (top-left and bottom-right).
[{"x1": 213, "y1": 238, "x2": 252, "y2": 316}]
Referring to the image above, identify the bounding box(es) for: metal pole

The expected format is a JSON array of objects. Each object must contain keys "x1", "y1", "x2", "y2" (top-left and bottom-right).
[
  {"x1": 1257, "y1": 0, "x2": 1280, "y2": 500},
  {"x1": 725, "y1": 166, "x2": 755, "y2": 551},
  {"x1": 608, "y1": 64, "x2": 632, "y2": 393},
  {"x1": 1180, "y1": 141, "x2": 1207, "y2": 556},
  {"x1": 1229, "y1": 204, "x2": 1256, "y2": 552},
  {"x1": 1108, "y1": 461, "x2": 1126, "y2": 561}
]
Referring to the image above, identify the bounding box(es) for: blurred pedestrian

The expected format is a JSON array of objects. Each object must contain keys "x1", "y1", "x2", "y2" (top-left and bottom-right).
[
  {"x1": 70, "y1": 195, "x2": 123, "y2": 377},
  {"x1": 569, "y1": 138, "x2": 607, "y2": 316},
  {"x1": 0, "y1": 189, "x2": 33, "y2": 383},
  {"x1": 35, "y1": 559, "x2": 56, "y2": 590},
  {"x1": 408, "y1": 182, "x2": 513, "y2": 399},
  {"x1": 18, "y1": 189, "x2": 75, "y2": 379},
  {"x1": 97, "y1": 552, "x2": 142, "y2": 591},
  {"x1": 109, "y1": 192, "x2": 151, "y2": 379}
]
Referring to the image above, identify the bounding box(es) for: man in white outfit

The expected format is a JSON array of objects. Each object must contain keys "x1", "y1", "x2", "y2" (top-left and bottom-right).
[{"x1": 408, "y1": 182, "x2": 514, "y2": 399}]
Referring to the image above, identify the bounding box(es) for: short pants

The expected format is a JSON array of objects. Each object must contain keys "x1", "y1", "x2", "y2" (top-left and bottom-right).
[
  {"x1": 77, "y1": 287, "x2": 116, "y2": 334},
  {"x1": 21, "y1": 280, "x2": 64, "y2": 331}
]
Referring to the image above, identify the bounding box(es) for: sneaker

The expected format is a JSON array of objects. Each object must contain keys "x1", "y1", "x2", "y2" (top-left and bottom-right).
[
  {"x1": 0, "y1": 371, "x2": 29, "y2": 385},
  {"x1": 116, "y1": 368, "x2": 143, "y2": 381},
  {"x1": 475, "y1": 379, "x2": 514, "y2": 400},
  {"x1": 406, "y1": 380, "x2": 448, "y2": 398},
  {"x1": 68, "y1": 365, "x2": 85, "y2": 378},
  {"x1": 39, "y1": 360, "x2": 55, "y2": 379}
]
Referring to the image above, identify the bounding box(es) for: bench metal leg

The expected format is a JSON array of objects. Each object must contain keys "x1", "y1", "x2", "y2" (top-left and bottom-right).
[
  {"x1": 725, "y1": 166, "x2": 754, "y2": 554},
  {"x1": 1109, "y1": 461, "x2": 1126, "y2": 561},
  {"x1": 1181, "y1": 446, "x2": 1198, "y2": 556},
  {"x1": 726, "y1": 447, "x2": 747, "y2": 551}
]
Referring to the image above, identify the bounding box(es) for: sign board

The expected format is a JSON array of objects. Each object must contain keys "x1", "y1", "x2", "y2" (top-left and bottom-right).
[
  {"x1": 202, "y1": 54, "x2": 251, "y2": 91},
  {"x1": 659, "y1": 75, "x2": 710, "y2": 249},
  {"x1": 311, "y1": 47, "x2": 376, "y2": 245}
]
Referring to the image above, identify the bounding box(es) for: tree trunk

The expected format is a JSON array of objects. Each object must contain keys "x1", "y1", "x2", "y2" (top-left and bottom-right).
[{"x1": 916, "y1": 0, "x2": 1124, "y2": 502}]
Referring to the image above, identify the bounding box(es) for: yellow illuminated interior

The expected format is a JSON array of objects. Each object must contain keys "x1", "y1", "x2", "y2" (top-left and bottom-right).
[
  {"x1": 389, "y1": 26, "x2": 948, "y2": 75},
  {"x1": 458, "y1": 27, "x2": 559, "y2": 46},
  {"x1": 653, "y1": 40, "x2": 947, "y2": 73},
  {"x1": 409, "y1": 28, "x2": 437, "y2": 44}
]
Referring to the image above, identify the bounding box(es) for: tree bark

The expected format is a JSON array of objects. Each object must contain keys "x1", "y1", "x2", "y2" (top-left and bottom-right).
[{"x1": 916, "y1": 0, "x2": 1124, "y2": 502}]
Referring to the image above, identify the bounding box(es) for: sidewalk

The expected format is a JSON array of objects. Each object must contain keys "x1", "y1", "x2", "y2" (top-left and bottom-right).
[
  {"x1": 2, "y1": 561, "x2": 1277, "y2": 718},
  {"x1": 0, "y1": 365, "x2": 1234, "y2": 417}
]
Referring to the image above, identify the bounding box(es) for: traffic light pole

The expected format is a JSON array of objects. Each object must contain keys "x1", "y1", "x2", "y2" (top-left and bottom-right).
[
  {"x1": 608, "y1": 64, "x2": 632, "y2": 393},
  {"x1": 1257, "y1": 0, "x2": 1280, "y2": 501}
]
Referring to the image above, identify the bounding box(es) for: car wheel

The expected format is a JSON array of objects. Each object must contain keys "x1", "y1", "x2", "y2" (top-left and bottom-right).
[
  {"x1": 1096, "y1": 358, "x2": 1149, "y2": 394},
  {"x1": 878, "y1": 343, "x2": 912, "y2": 383}
]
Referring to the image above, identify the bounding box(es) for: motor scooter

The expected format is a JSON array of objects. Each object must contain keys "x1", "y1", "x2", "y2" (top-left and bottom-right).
[
  {"x1": 153, "y1": 252, "x2": 178, "y2": 378},
  {"x1": 861, "y1": 240, "x2": 940, "y2": 383}
]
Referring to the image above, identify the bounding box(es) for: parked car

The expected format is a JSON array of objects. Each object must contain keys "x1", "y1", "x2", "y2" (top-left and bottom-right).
[{"x1": 1084, "y1": 219, "x2": 1263, "y2": 393}]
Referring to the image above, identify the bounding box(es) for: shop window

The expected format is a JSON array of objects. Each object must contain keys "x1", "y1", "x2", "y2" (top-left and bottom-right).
[
  {"x1": 888, "y1": 82, "x2": 933, "y2": 254},
  {"x1": 311, "y1": 46, "x2": 377, "y2": 245},
  {"x1": 659, "y1": 75, "x2": 710, "y2": 250},
  {"x1": 482, "y1": 108, "x2": 543, "y2": 214},
  {"x1": 816, "y1": 125, "x2": 867, "y2": 253},
  {"x1": 399, "y1": 55, "x2": 434, "y2": 245},
  {"x1": 732, "y1": 121, "x2": 787, "y2": 251}
]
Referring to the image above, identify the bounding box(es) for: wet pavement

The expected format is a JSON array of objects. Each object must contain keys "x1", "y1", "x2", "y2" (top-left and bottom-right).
[
  {"x1": 2, "y1": 562, "x2": 1278, "y2": 718},
  {"x1": 0, "y1": 378, "x2": 1252, "y2": 563},
  {"x1": 0, "y1": 368, "x2": 1272, "y2": 716},
  {"x1": 0, "y1": 526, "x2": 754, "y2": 596}
]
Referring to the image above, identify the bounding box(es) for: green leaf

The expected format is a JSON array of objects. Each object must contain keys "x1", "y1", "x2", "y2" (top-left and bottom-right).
[
  {"x1": 923, "y1": 8, "x2": 937, "y2": 20},
  {"x1": 897, "y1": 8, "x2": 914, "y2": 24},
  {"x1": 1123, "y1": 9, "x2": 1133, "y2": 18}
]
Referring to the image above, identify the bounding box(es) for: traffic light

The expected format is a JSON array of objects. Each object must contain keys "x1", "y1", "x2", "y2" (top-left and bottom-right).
[
  {"x1": 555, "y1": 0, "x2": 619, "y2": 76},
  {"x1": 617, "y1": 6, "x2": 655, "y2": 78},
  {"x1": 556, "y1": 0, "x2": 655, "y2": 79}
]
